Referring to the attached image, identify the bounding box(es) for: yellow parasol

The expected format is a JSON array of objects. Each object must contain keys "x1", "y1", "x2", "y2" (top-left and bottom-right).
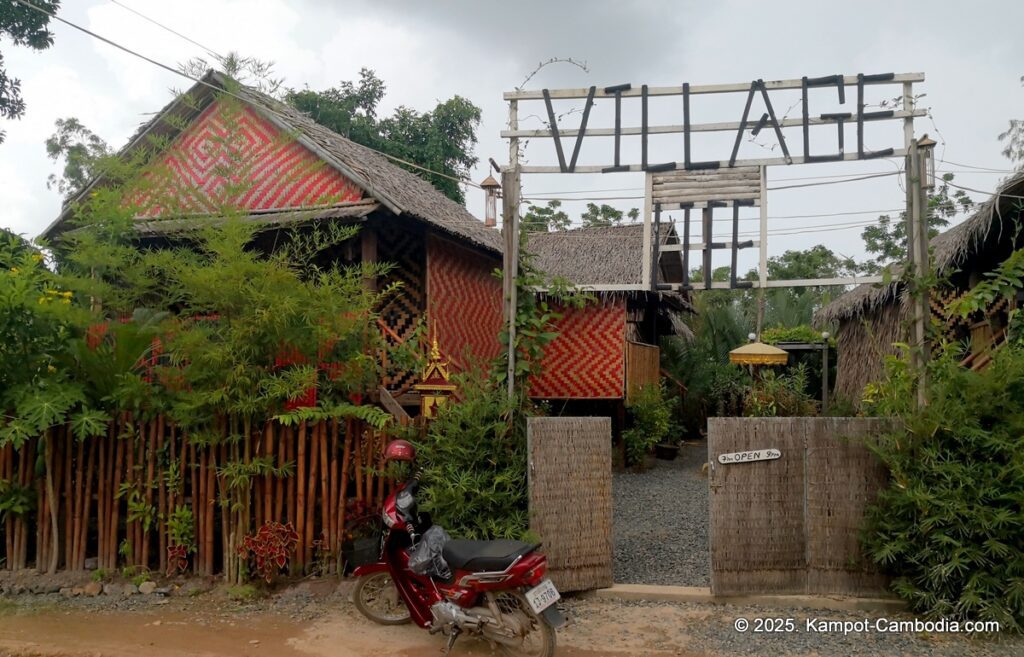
[{"x1": 728, "y1": 341, "x2": 789, "y2": 366}]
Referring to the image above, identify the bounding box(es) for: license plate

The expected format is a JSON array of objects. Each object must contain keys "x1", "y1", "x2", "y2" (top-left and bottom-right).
[{"x1": 525, "y1": 579, "x2": 560, "y2": 614}]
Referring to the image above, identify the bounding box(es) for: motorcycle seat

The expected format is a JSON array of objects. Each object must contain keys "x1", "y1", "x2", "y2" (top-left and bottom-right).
[{"x1": 442, "y1": 539, "x2": 539, "y2": 573}]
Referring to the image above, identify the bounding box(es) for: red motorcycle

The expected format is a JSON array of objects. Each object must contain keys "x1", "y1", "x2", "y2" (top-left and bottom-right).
[{"x1": 351, "y1": 440, "x2": 565, "y2": 656}]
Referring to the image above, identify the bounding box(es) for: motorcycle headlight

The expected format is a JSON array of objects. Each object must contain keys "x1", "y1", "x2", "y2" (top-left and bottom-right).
[{"x1": 382, "y1": 509, "x2": 396, "y2": 528}]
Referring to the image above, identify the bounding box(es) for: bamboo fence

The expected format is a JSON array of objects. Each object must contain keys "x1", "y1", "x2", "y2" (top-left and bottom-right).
[{"x1": 0, "y1": 415, "x2": 391, "y2": 576}]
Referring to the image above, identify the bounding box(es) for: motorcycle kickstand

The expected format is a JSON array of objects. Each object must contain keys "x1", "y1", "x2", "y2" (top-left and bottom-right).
[{"x1": 441, "y1": 627, "x2": 461, "y2": 655}]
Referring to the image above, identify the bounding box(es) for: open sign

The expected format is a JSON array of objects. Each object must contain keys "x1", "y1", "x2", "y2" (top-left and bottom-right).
[{"x1": 717, "y1": 448, "x2": 782, "y2": 465}]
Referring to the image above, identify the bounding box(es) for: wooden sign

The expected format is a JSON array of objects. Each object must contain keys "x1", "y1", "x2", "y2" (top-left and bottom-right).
[
  {"x1": 717, "y1": 448, "x2": 782, "y2": 465},
  {"x1": 502, "y1": 71, "x2": 923, "y2": 293},
  {"x1": 502, "y1": 73, "x2": 924, "y2": 174}
]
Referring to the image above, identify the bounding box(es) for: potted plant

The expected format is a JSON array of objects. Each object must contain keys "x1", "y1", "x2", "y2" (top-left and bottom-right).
[{"x1": 340, "y1": 500, "x2": 382, "y2": 573}]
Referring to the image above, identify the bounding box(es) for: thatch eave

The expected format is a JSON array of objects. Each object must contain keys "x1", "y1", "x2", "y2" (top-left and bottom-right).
[{"x1": 815, "y1": 171, "x2": 1024, "y2": 326}]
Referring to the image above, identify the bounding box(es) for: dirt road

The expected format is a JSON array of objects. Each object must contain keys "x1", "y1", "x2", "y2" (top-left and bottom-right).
[{"x1": 0, "y1": 590, "x2": 1019, "y2": 657}]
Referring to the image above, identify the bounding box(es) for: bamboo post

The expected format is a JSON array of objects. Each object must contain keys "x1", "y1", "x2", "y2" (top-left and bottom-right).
[
  {"x1": 285, "y1": 425, "x2": 295, "y2": 524},
  {"x1": 157, "y1": 417, "x2": 167, "y2": 575},
  {"x1": 218, "y1": 442, "x2": 229, "y2": 579},
  {"x1": 275, "y1": 424, "x2": 285, "y2": 522},
  {"x1": 204, "y1": 446, "x2": 215, "y2": 576},
  {"x1": 143, "y1": 419, "x2": 156, "y2": 569},
  {"x1": 264, "y1": 423, "x2": 274, "y2": 525},
  {"x1": 63, "y1": 428, "x2": 73, "y2": 569},
  {"x1": 3, "y1": 445, "x2": 11, "y2": 569},
  {"x1": 79, "y1": 437, "x2": 96, "y2": 570},
  {"x1": 329, "y1": 418, "x2": 339, "y2": 573},
  {"x1": 338, "y1": 419, "x2": 353, "y2": 572},
  {"x1": 111, "y1": 426, "x2": 124, "y2": 570},
  {"x1": 304, "y1": 421, "x2": 320, "y2": 569},
  {"x1": 318, "y1": 421, "x2": 329, "y2": 565},
  {"x1": 295, "y1": 421, "x2": 307, "y2": 570}
]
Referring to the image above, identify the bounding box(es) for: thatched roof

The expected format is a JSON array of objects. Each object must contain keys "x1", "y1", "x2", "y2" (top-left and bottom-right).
[
  {"x1": 529, "y1": 223, "x2": 684, "y2": 289},
  {"x1": 40, "y1": 71, "x2": 501, "y2": 254},
  {"x1": 816, "y1": 171, "x2": 1024, "y2": 325}
]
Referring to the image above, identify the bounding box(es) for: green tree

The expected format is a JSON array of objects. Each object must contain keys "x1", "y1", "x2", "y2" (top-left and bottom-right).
[
  {"x1": 0, "y1": 0, "x2": 60, "y2": 143},
  {"x1": 286, "y1": 69, "x2": 481, "y2": 204},
  {"x1": 998, "y1": 75, "x2": 1024, "y2": 167},
  {"x1": 45, "y1": 117, "x2": 112, "y2": 197},
  {"x1": 579, "y1": 202, "x2": 639, "y2": 228},
  {"x1": 860, "y1": 174, "x2": 973, "y2": 274},
  {"x1": 522, "y1": 200, "x2": 570, "y2": 233}
]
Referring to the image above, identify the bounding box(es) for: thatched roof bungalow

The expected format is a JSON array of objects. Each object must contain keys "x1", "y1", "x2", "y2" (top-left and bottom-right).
[
  {"x1": 40, "y1": 71, "x2": 690, "y2": 408},
  {"x1": 815, "y1": 172, "x2": 1024, "y2": 402}
]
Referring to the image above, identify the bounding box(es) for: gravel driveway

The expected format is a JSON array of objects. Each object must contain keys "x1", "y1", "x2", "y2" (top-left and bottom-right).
[{"x1": 613, "y1": 440, "x2": 710, "y2": 586}]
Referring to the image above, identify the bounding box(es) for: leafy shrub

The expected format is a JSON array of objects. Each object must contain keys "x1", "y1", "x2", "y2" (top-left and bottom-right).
[
  {"x1": 861, "y1": 345, "x2": 1024, "y2": 631},
  {"x1": 623, "y1": 383, "x2": 678, "y2": 467},
  {"x1": 761, "y1": 324, "x2": 833, "y2": 346},
  {"x1": 238, "y1": 521, "x2": 299, "y2": 583},
  {"x1": 743, "y1": 364, "x2": 818, "y2": 417},
  {"x1": 415, "y1": 372, "x2": 530, "y2": 540}
]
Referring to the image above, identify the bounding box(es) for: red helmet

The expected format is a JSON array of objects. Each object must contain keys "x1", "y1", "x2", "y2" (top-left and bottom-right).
[{"x1": 384, "y1": 439, "x2": 416, "y2": 462}]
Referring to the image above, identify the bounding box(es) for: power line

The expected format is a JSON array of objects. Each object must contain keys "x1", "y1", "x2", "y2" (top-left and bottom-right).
[
  {"x1": 15, "y1": 0, "x2": 481, "y2": 191},
  {"x1": 767, "y1": 171, "x2": 898, "y2": 191},
  {"x1": 943, "y1": 179, "x2": 1024, "y2": 200},
  {"x1": 108, "y1": 0, "x2": 224, "y2": 60}
]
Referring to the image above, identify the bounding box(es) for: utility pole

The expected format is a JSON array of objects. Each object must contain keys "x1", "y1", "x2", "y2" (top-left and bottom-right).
[
  {"x1": 503, "y1": 97, "x2": 522, "y2": 402},
  {"x1": 501, "y1": 169, "x2": 520, "y2": 402},
  {"x1": 905, "y1": 136, "x2": 935, "y2": 408}
]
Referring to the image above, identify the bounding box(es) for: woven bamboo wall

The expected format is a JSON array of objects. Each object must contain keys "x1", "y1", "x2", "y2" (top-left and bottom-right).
[
  {"x1": 426, "y1": 235, "x2": 503, "y2": 369},
  {"x1": 130, "y1": 99, "x2": 363, "y2": 217},
  {"x1": 708, "y1": 417, "x2": 890, "y2": 596},
  {"x1": 530, "y1": 300, "x2": 626, "y2": 399},
  {"x1": 527, "y1": 417, "x2": 613, "y2": 592}
]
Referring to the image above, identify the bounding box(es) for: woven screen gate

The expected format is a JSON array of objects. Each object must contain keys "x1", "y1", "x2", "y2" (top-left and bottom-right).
[
  {"x1": 708, "y1": 417, "x2": 890, "y2": 596},
  {"x1": 527, "y1": 417, "x2": 613, "y2": 593}
]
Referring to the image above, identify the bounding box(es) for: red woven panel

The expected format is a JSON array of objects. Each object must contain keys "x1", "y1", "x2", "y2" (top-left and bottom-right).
[
  {"x1": 530, "y1": 300, "x2": 626, "y2": 399},
  {"x1": 426, "y1": 236, "x2": 503, "y2": 370},
  {"x1": 132, "y1": 100, "x2": 362, "y2": 217}
]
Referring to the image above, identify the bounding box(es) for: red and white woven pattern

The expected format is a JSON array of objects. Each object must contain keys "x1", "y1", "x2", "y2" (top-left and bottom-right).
[
  {"x1": 426, "y1": 236, "x2": 503, "y2": 369},
  {"x1": 132, "y1": 100, "x2": 362, "y2": 217},
  {"x1": 530, "y1": 300, "x2": 626, "y2": 399}
]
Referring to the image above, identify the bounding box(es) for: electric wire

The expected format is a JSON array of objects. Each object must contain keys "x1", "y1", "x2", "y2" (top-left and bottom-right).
[
  {"x1": 108, "y1": 0, "x2": 224, "y2": 60},
  {"x1": 14, "y1": 0, "x2": 482, "y2": 190}
]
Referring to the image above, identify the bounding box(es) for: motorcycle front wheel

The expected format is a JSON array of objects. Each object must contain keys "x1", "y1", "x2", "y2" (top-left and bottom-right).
[
  {"x1": 490, "y1": 591, "x2": 557, "y2": 657},
  {"x1": 352, "y1": 571, "x2": 411, "y2": 625}
]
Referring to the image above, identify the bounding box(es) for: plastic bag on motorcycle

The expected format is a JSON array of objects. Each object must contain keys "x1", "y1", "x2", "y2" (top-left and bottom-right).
[{"x1": 407, "y1": 525, "x2": 452, "y2": 580}]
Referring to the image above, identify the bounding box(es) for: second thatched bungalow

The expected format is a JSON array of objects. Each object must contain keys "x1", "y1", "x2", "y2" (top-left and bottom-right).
[{"x1": 815, "y1": 172, "x2": 1024, "y2": 403}]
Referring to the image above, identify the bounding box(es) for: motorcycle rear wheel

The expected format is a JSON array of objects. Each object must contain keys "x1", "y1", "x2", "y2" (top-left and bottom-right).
[
  {"x1": 353, "y1": 572, "x2": 411, "y2": 625},
  {"x1": 491, "y1": 591, "x2": 557, "y2": 657}
]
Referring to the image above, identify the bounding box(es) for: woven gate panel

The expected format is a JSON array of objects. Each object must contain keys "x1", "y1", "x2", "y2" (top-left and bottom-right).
[
  {"x1": 530, "y1": 301, "x2": 626, "y2": 399},
  {"x1": 426, "y1": 236, "x2": 503, "y2": 369},
  {"x1": 131, "y1": 100, "x2": 362, "y2": 217}
]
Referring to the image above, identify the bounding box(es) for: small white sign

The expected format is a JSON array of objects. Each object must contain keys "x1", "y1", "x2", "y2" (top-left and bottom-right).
[{"x1": 717, "y1": 448, "x2": 781, "y2": 465}]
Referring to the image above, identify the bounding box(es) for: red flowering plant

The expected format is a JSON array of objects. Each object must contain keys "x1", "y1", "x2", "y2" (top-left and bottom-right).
[{"x1": 238, "y1": 521, "x2": 300, "y2": 583}]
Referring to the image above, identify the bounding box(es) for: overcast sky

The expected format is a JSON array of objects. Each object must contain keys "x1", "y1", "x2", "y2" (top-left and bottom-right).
[{"x1": 2, "y1": 0, "x2": 1022, "y2": 274}]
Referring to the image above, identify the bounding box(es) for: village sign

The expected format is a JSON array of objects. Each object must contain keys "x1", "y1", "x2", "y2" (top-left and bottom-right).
[{"x1": 502, "y1": 72, "x2": 925, "y2": 292}]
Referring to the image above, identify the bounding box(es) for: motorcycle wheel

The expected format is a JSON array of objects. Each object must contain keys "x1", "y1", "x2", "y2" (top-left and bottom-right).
[
  {"x1": 352, "y1": 572, "x2": 411, "y2": 625},
  {"x1": 491, "y1": 591, "x2": 557, "y2": 657}
]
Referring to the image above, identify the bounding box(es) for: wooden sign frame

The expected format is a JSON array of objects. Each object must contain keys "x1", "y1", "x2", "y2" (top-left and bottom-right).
[{"x1": 503, "y1": 72, "x2": 924, "y2": 291}]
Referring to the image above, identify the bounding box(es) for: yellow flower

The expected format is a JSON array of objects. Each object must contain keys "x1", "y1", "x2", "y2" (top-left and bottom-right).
[
  {"x1": 32, "y1": 254, "x2": 44, "y2": 263},
  {"x1": 10, "y1": 267, "x2": 18, "y2": 273},
  {"x1": 47, "y1": 365, "x2": 56, "y2": 373}
]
